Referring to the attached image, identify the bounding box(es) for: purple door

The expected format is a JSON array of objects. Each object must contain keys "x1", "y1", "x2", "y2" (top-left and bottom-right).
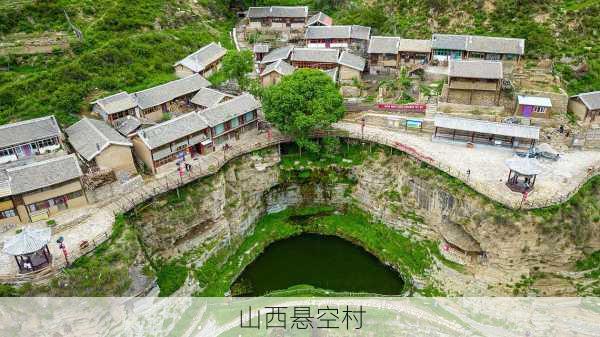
[{"x1": 522, "y1": 105, "x2": 533, "y2": 117}]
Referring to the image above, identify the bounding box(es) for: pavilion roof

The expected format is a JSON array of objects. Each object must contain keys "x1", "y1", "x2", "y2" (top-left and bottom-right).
[
  {"x1": 3, "y1": 228, "x2": 51, "y2": 256},
  {"x1": 505, "y1": 156, "x2": 543, "y2": 176}
]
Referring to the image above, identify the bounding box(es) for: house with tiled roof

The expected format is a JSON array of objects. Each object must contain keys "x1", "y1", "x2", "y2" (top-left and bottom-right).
[
  {"x1": 446, "y1": 60, "x2": 504, "y2": 106},
  {"x1": 199, "y1": 93, "x2": 261, "y2": 146},
  {"x1": 569, "y1": 91, "x2": 600, "y2": 123},
  {"x1": 337, "y1": 51, "x2": 366, "y2": 83},
  {"x1": 65, "y1": 118, "x2": 136, "y2": 175},
  {"x1": 431, "y1": 34, "x2": 525, "y2": 63},
  {"x1": 260, "y1": 60, "x2": 295, "y2": 86},
  {"x1": 174, "y1": 42, "x2": 227, "y2": 78},
  {"x1": 0, "y1": 116, "x2": 63, "y2": 165},
  {"x1": 247, "y1": 6, "x2": 309, "y2": 30},
  {"x1": 307, "y1": 12, "x2": 332, "y2": 27},
  {"x1": 132, "y1": 74, "x2": 211, "y2": 122},
  {"x1": 132, "y1": 112, "x2": 212, "y2": 174},
  {"x1": 368, "y1": 36, "x2": 431, "y2": 73},
  {"x1": 305, "y1": 25, "x2": 370, "y2": 52},
  {"x1": 291, "y1": 47, "x2": 340, "y2": 70},
  {"x1": 92, "y1": 91, "x2": 138, "y2": 126},
  {"x1": 191, "y1": 88, "x2": 234, "y2": 110},
  {"x1": 0, "y1": 154, "x2": 86, "y2": 224}
]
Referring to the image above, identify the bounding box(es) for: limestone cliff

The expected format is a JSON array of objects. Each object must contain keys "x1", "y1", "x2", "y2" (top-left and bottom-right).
[{"x1": 135, "y1": 145, "x2": 598, "y2": 296}]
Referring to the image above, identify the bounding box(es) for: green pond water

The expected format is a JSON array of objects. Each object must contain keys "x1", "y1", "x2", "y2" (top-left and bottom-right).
[{"x1": 233, "y1": 234, "x2": 405, "y2": 296}]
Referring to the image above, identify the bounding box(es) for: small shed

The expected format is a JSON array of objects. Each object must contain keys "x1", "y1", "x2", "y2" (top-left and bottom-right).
[
  {"x1": 253, "y1": 44, "x2": 270, "y2": 62},
  {"x1": 505, "y1": 156, "x2": 543, "y2": 193},
  {"x1": 3, "y1": 228, "x2": 52, "y2": 273},
  {"x1": 569, "y1": 91, "x2": 600, "y2": 122},
  {"x1": 516, "y1": 95, "x2": 552, "y2": 118}
]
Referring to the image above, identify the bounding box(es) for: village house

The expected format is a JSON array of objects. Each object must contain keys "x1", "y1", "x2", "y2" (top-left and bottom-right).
[
  {"x1": 65, "y1": 118, "x2": 137, "y2": 176},
  {"x1": 260, "y1": 60, "x2": 295, "y2": 86},
  {"x1": 199, "y1": 93, "x2": 261, "y2": 147},
  {"x1": 114, "y1": 115, "x2": 144, "y2": 138},
  {"x1": 132, "y1": 112, "x2": 212, "y2": 174},
  {"x1": 446, "y1": 60, "x2": 503, "y2": 106},
  {"x1": 259, "y1": 45, "x2": 294, "y2": 72},
  {"x1": 253, "y1": 43, "x2": 270, "y2": 62},
  {"x1": 173, "y1": 42, "x2": 227, "y2": 78},
  {"x1": 569, "y1": 91, "x2": 600, "y2": 122},
  {"x1": 247, "y1": 6, "x2": 309, "y2": 30},
  {"x1": 337, "y1": 51, "x2": 366, "y2": 83},
  {"x1": 515, "y1": 95, "x2": 553, "y2": 119},
  {"x1": 368, "y1": 36, "x2": 432, "y2": 74},
  {"x1": 433, "y1": 115, "x2": 539, "y2": 149},
  {"x1": 291, "y1": 47, "x2": 340, "y2": 70},
  {"x1": 304, "y1": 25, "x2": 371, "y2": 52},
  {"x1": 91, "y1": 91, "x2": 138, "y2": 126},
  {"x1": 190, "y1": 87, "x2": 234, "y2": 110},
  {"x1": 306, "y1": 12, "x2": 332, "y2": 27},
  {"x1": 0, "y1": 116, "x2": 62, "y2": 165},
  {"x1": 431, "y1": 34, "x2": 524, "y2": 64},
  {"x1": 0, "y1": 154, "x2": 87, "y2": 224},
  {"x1": 132, "y1": 74, "x2": 210, "y2": 122}
]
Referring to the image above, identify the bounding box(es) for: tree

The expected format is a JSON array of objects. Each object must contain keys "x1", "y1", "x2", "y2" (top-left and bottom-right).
[
  {"x1": 262, "y1": 68, "x2": 344, "y2": 155},
  {"x1": 220, "y1": 49, "x2": 254, "y2": 90}
]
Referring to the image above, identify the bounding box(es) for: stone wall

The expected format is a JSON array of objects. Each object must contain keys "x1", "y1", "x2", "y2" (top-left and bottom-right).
[{"x1": 86, "y1": 175, "x2": 144, "y2": 204}]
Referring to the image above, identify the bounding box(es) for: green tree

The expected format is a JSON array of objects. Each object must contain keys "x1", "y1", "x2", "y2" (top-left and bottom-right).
[
  {"x1": 221, "y1": 49, "x2": 254, "y2": 90},
  {"x1": 262, "y1": 69, "x2": 344, "y2": 155}
]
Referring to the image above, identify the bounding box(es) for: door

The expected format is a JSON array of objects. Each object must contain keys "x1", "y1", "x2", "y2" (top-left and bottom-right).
[{"x1": 522, "y1": 105, "x2": 533, "y2": 117}]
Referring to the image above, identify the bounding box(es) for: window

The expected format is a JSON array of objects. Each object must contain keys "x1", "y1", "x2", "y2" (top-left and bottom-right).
[
  {"x1": 214, "y1": 123, "x2": 225, "y2": 135},
  {"x1": 434, "y1": 49, "x2": 449, "y2": 56},
  {"x1": 0, "y1": 148, "x2": 15, "y2": 156},
  {"x1": 0, "y1": 209, "x2": 16, "y2": 219},
  {"x1": 244, "y1": 111, "x2": 255, "y2": 123},
  {"x1": 230, "y1": 117, "x2": 239, "y2": 128},
  {"x1": 28, "y1": 200, "x2": 51, "y2": 212},
  {"x1": 66, "y1": 190, "x2": 83, "y2": 200}
]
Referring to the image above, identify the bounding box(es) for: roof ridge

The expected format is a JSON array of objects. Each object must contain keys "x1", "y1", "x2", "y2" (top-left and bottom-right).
[
  {"x1": 133, "y1": 74, "x2": 201, "y2": 96},
  {"x1": 6, "y1": 154, "x2": 77, "y2": 172},
  {"x1": 0, "y1": 115, "x2": 57, "y2": 131}
]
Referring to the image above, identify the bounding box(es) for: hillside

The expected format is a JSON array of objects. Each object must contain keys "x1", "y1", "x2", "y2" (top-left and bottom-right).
[
  {"x1": 0, "y1": 0, "x2": 599, "y2": 126},
  {"x1": 0, "y1": 0, "x2": 235, "y2": 125}
]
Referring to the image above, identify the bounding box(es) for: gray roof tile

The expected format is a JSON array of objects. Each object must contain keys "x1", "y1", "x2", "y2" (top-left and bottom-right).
[
  {"x1": 199, "y1": 94, "x2": 261, "y2": 127},
  {"x1": 367, "y1": 36, "x2": 400, "y2": 54},
  {"x1": 307, "y1": 12, "x2": 332, "y2": 26},
  {"x1": 577, "y1": 91, "x2": 600, "y2": 110},
  {"x1": 115, "y1": 116, "x2": 142, "y2": 136},
  {"x1": 260, "y1": 60, "x2": 295, "y2": 76},
  {"x1": 92, "y1": 91, "x2": 137, "y2": 115},
  {"x1": 0, "y1": 116, "x2": 61, "y2": 149},
  {"x1": 398, "y1": 38, "x2": 431, "y2": 53},
  {"x1": 433, "y1": 34, "x2": 525, "y2": 55},
  {"x1": 65, "y1": 118, "x2": 132, "y2": 161},
  {"x1": 133, "y1": 74, "x2": 210, "y2": 110},
  {"x1": 6, "y1": 154, "x2": 82, "y2": 195},
  {"x1": 191, "y1": 88, "x2": 232, "y2": 108},
  {"x1": 434, "y1": 115, "x2": 539, "y2": 140},
  {"x1": 305, "y1": 25, "x2": 370, "y2": 40},
  {"x1": 291, "y1": 48, "x2": 340, "y2": 63},
  {"x1": 338, "y1": 51, "x2": 365, "y2": 71},
  {"x1": 467, "y1": 35, "x2": 525, "y2": 55},
  {"x1": 448, "y1": 60, "x2": 503, "y2": 79},
  {"x1": 174, "y1": 42, "x2": 227, "y2": 73},
  {"x1": 248, "y1": 6, "x2": 308, "y2": 18},
  {"x1": 138, "y1": 112, "x2": 209, "y2": 150},
  {"x1": 431, "y1": 34, "x2": 469, "y2": 50},
  {"x1": 261, "y1": 45, "x2": 294, "y2": 64}
]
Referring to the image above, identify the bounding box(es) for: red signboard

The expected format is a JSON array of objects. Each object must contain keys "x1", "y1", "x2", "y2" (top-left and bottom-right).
[{"x1": 377, "y1": 103, "x2": 426, "y2": 113}]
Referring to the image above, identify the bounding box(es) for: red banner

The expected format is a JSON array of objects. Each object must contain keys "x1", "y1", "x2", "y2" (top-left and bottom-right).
[{"x1": 377, "y1": 103, "x2": 426, "y2": 112}]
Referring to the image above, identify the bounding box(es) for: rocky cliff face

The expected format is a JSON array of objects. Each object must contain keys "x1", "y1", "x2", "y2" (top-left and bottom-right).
[{"x1": 135, "y1": 146, "x2": 596, "y2": 295}]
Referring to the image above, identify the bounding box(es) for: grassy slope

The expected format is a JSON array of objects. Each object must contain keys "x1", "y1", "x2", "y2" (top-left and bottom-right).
[
  {"x1": 0, "y1": 0, "x2": 234, "y2": 125},
  {"x1": 2, "y1": 0, "x2": 598, "y2": 125}
]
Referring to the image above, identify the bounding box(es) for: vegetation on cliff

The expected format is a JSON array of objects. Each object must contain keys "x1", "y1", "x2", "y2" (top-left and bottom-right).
[{"x1": 0, "y1": 0, "x2": 234, "y2": 125}]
